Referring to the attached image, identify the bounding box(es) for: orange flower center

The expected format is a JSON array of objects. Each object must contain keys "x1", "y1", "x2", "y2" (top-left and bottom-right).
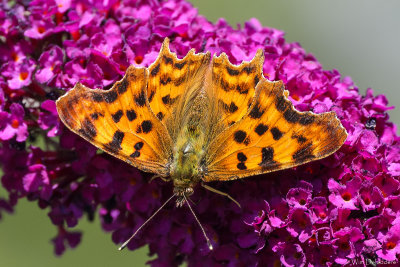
[
  {"x1": 11, "y1": 119, "x2": 19, "y2": 128},
  {"x1": 342, "y1": 192, "x2": 351, "y2": 201},
  {"x1": 363, "y1": 196, "x2": 371, "y2": 205},
  {"x1": 11, "y1": 52, "x2": 19, "y2": 62},
  {"x1": 71, "y1": 31, "x2": 81, "y2": 41},
  {"x1": 135, "y1": 56, "x2": 143, "y2": 64},
  {"x1": 19, "y1": 72, "x2": 28, "y2": 81},
  {"x1": 386, "y1": 241, "x2": 396, "y2": 250},
  {"x1": 37, "y1": 26, "x2": 46, "y2": 34},
  {"x1": 291, "y1": 94, "x2": 300, "y2": 101}
]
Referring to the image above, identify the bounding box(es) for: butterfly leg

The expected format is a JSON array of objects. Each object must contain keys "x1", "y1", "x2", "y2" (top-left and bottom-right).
[
  {"x1": 201, "y1": 183, "x2": 241, "y2": 208},
  {"x1": 150, "y1": 174, "x2": 171, "y2": 183}
]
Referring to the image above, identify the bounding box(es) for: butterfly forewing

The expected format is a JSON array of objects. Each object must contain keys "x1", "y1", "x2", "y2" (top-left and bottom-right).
[
  {"x1": 210, "y1": 50, "x2": 264, "y2": 127},
  {"x1": 147, "y1": 38, "x2": 211, "y2": 139},
  {"x1": 203, "y1": 79, "x2": 347, "y2": 181},
  {"x1": 56, "y1": 66, "x2": 172, "y2": 175}
]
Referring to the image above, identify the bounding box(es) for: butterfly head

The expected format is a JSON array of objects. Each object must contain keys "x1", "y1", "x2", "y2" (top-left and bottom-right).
[{"x1": 173, "y1": 184, "x2": 194, "y2": 207}]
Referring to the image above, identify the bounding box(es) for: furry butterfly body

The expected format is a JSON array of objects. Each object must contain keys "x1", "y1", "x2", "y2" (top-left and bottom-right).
[{"x1": 56, "y1": 38, "x2": 347, "y2": 236}]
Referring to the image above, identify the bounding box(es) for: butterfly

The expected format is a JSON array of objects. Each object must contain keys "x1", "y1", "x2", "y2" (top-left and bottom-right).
[{"x1": 56, "y1": 38, "x2": 347, "y2": 250}]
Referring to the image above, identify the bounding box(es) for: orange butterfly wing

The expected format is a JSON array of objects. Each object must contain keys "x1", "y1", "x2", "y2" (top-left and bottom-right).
[
  {"x1": 56, "y1": 66, "x2": 172, "y2": 175},
  {"x1": 204, "y1": 75, "x2": 347, "y2": 181}
]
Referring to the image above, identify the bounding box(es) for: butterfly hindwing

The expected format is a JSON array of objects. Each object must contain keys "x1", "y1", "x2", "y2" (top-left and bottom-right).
[
  {"x1": 56, "y1": 66, "x2": 172, "y2": 175},
  {"x1": 204, "y1": 79, "x2": 347, "y2": 181}
]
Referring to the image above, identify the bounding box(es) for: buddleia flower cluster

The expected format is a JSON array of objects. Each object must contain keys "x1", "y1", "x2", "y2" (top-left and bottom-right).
[{"x1": 0, "y1": 0, "x2": 399, "y2": 265}]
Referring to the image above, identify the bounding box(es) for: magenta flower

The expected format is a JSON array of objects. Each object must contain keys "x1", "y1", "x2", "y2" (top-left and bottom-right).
[
  {"x1": 38, "y1": 100, "x2": 60, "y2": 137},
  {"x1": 328, "y1": 177, "x2": 362, "y2": 210},
  {"x1": 35, "y1": 46, "x2": 64, "y2": 84},
  {"x1": 376, "y1": 224, "x2": 400, "y2": 261},
  {"x1": 1, "y1": 59, "x2": 36, "y2": 89},
  {"x1": 0, "y1": 103, "x2": 28, "y2": 142},
  {"x1": 0, "y1": 0, "x2": 399, "y2": 266}
]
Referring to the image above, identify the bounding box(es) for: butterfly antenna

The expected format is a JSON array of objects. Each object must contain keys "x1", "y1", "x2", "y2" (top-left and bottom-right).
[
  {"x1": 183, "y1": 194, "x2": 213, "y2": 250},
  {"x1": 118, "y1": 194, "x2": 176, "y2": 251}
]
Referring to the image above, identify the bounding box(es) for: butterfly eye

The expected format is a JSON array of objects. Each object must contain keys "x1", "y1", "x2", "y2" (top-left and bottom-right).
[
  {"x1": 185, "y1": 187, "x2": 194, "y2": 195},
  {"x1": 183, "y1": 143, "x2": 192, "y2": 154}
]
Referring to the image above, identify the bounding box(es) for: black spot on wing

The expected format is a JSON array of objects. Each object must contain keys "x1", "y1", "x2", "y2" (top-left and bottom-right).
[
  {"x1": 133, "y1": 142, "x2": 143, "y2": 150},
  {"x1": 175, "y1": 61, "x2": 186, "y2": 69},
  {"x1": 163, "y1": 55, "x2": 173, "y2": 64},
  {"x1": 117, "y1": 78, "x2": 128, "y2": 94},
  {"x1": 249, "y1": 102, "x2": 264, "y2": 119},
  {"x1": 141, "y1": 120, "x2": 153, "y2": 133},
  {"x1": 234, "y1": 130, "x2": 247, "y2": 143},
  {"x1": 78, "y1": 119, "x2": 97, "y2": 141},
  {"x1": 226, "y1": 66, "x2": 239, "y2": 76},
  {"x1": 134, "y1": 142, "x2": 144, "y2": 150},
  {"x1": 151, "y1": 63, "x2": 160, "y2": 76},
  {"x1": 254, "y1": 123, "x2": 269, "y2": 136},
  {"x1": 237, "y1": 152, "x2": 247, "y2": 162},
  {"x1": 174, "y1": 76, "x2": 186, "y2": 86},
  {"x1": 160, "y1": 76, "x2": 171, "y2": 85},
  {"x1": 90, "y1": 112, "x2": 103, "y2": 120},
  {"x1": 299, "y1": 114, "x2": 315, "y2": 125},
  {"x1": 161, "y1": 94, "x2": 170, "y2": 104},
  {"x1": 276, "y1": 96, "x2": 288, "y2": 112},
  {"x1": 293, "y1": 143, "x2": 315, "y2": 163},
  {"x1": 260, "y1": 147, "x2": 274, "y2": 167},
  {"x1": 112, "y1": 110, "x2": 123, "y2": 123},
  {"x1": 104, "y1": 91, "x2": 118, "y2": 103},
  {"x1": 92, "y1": 92, "x2": 103, "y2": 102},
  {"x1": 156, "y1": 112, "x2": 164, "y2": 120},
  {"x1": 236, "y1": 84, "x2": 248, "y2": 94},
  {"x1": 148, "y1": 91, "x2": 155, "y2": 102},
  {"x1": 292, "y1": 134, "x2": 307, "y2": 144},
  {"x1": 135, "y1": 90, "x2": 146, "y2": 107},
  {"x1": 237, "y1": 162, "x2": 247, "y2": 170},
  {"x1": 271, "y1": 127, "x2": 283, "y2": 140},
  {"x1": 243, "y1": 65, "x2": 254, "y2": 74},
  {"x1": 104, "y1": 130, "x2": 124, "y2": 153},
  {"x1": 130, "y1": 151, "x2": 140, "y2": 158},
  {"x1": 126, "y1": 110, "x2": 137, "y2": 121},
  {"x1": 283, "y1": 109, "x2": 300, "y2": 123},
  {"x1": 219, "y1": 100, "x2": 238, "y2": 113},
  {"x1": 254, "y1": 75, "x2": 260, "y2": 88}
]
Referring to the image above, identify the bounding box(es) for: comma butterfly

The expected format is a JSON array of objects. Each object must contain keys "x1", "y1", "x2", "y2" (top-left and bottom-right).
[{"x1": 56, "y1": 38, "x2": 347, "y2": 250}]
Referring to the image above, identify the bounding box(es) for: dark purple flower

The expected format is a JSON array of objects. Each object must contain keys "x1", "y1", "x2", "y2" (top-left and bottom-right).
[
  {"x1": 38, "y1": 100, "x2": 60, "y2": 137},
  {"x1": 22, "y1": 163, "x2": 52, "y2": 200},
  {"x1": 279, "y1": 243, "x2": 306, "y2": 267},
  {"x1": 52, "y1": 227, "x2": 82, "y2": 256}
]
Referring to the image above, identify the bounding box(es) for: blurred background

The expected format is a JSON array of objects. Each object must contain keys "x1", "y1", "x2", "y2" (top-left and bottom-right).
[{"x1": 0, "y1": 0, "x2": 399, "y2": 266}]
